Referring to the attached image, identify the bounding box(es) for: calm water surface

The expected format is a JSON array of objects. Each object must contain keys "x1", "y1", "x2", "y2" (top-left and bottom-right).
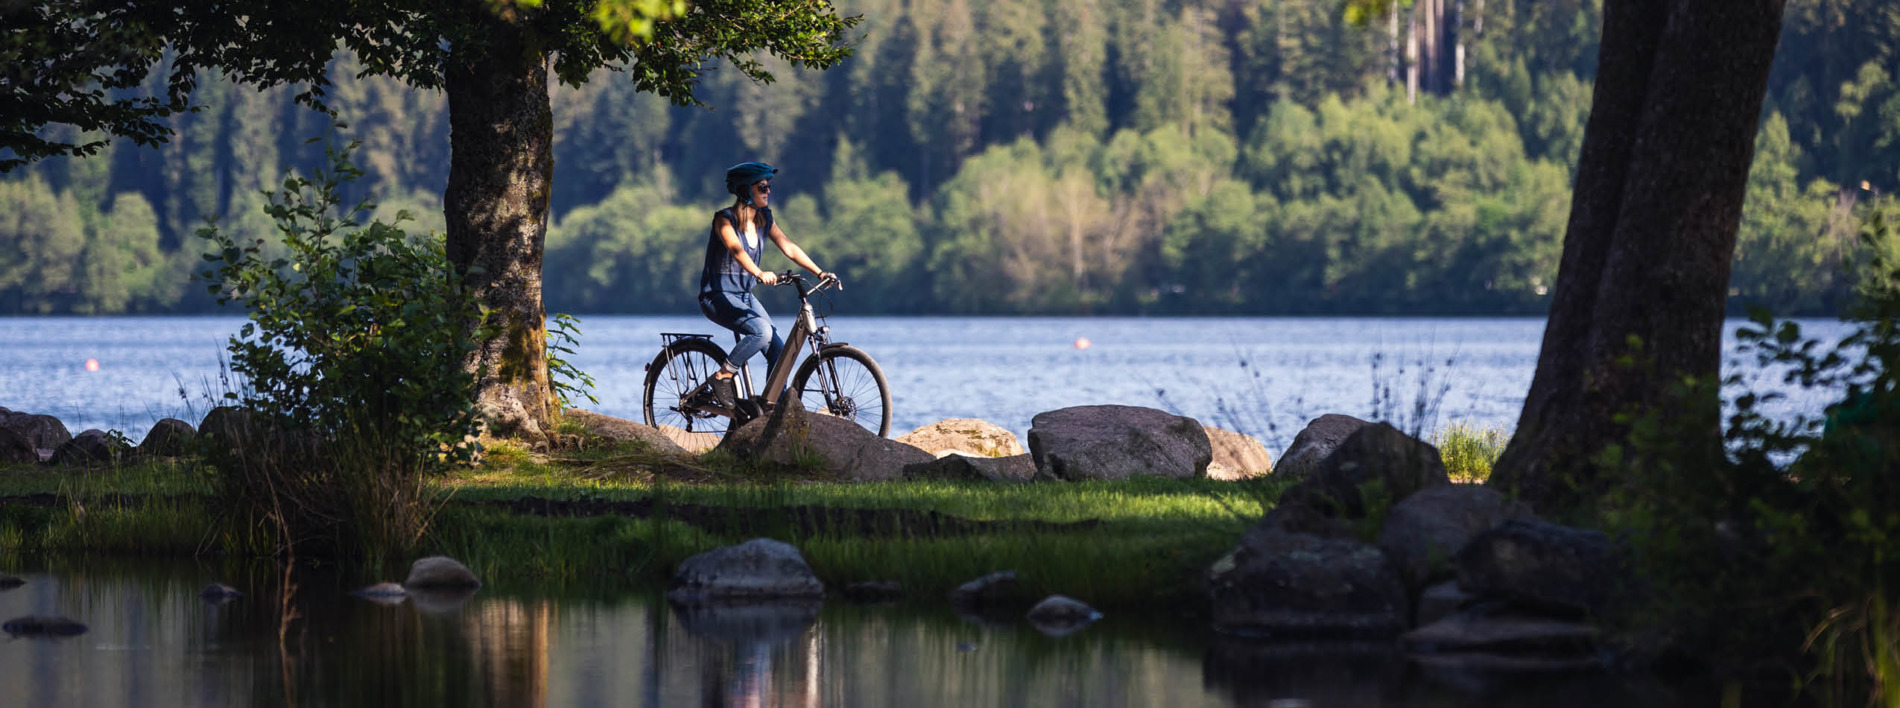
[
  {"x1": 0, "y1": 315, "x2": 1855, "y2": 445},
  {"x1": 0, "y1": 559, "x2": 1713, "y2": 707}
]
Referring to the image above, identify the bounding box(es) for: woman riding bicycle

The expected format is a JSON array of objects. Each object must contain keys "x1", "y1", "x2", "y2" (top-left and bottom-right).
[{"x1": 700, "y1": 161, "x2": 834, "y2": 410}]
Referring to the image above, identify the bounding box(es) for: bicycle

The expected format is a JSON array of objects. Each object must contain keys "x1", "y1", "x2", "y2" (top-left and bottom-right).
[{"x1": 641, "y1": 271, "x2": 892, "y2": 438}]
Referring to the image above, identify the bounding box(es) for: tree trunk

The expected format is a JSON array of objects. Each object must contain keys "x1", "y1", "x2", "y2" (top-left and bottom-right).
[
  {"x1": 444, "y1": 18, "x2": 556, "y2": 439},
  {"x1": 1488, "y1": 0, "x2": 1786, "y2": 509}
]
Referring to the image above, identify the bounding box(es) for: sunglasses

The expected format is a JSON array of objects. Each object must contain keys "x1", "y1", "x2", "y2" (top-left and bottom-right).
[{"x1": 754, "y1": 182, "x2": 772, "y2": 194}]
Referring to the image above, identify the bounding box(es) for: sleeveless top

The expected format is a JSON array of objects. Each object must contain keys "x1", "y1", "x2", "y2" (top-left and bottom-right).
[{"x1": 699, "y1": 206, "x2": 774, "y2": 297}]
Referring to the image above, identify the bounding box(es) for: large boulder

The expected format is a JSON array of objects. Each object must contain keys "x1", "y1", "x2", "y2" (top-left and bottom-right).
[
  {"x1": 1377, "y1": 486, "x2": 1533, "y2": 589},
  {"x1": 1455, "y1": 519, "x2": 1622, "y2": 616},
  {"x1": 1204, "y1": 426, "x2": 1274, "y2": 480},
  {"x1": 895, "y1": 419, "x2": 1026, "y2": 458},
  {"x1": 404, "y1": 556, "x2": 481, "y2": 589},
  {"x1": 198, "y1": 406, "x2": 321, "y2": 475},
  {"x1": 136, "y1": 418, "x2": 197, "y2": 458},
  {"x1": 0, "y1": 427, "x2": 36, "y2": 465},
  {"x1": 718, "y1": 403, "x2": 930, "y2": 482},
  {"x1": 1274, "y1": 414, "x2": 1370, "y2": 479},
  {"x1": 667, "y1": 538, "x2": 826, "y2": 602},
  {"x1": 0, "y1": 411, "x2": 72, "y2": 452},
  {"x1": 1027, "y1": 405, "x2": 1212, "y2": 481},
  {"x1": 1280, "y1": 423, "x2": 1450, "y2": 518},
  {"x1": 51, "y1": 429, "x2": 126, "y2": 466},
  {"x1": 901, "y1": 453, "x2": 1037, "y2": 483},
  {"x1": 560, "y1": 409, "x2": 693, "y2": 457},
  {"x1": 1208, "y1": 527, "x2": 1410, "y2": 638}
]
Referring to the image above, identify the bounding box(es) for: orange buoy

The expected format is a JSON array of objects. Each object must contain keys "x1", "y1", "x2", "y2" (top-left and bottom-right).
[
  {"x1": 1074, "y1": 337, "x2": 1092, "y2": 350},
  {"x1": 84, "y1": 359, "x2": 100, "y2": 372}
]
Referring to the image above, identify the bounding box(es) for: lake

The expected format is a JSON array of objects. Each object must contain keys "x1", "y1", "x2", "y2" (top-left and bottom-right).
[
  {"x1": 0, "y1": 559, "x2": 1716, "y2": 707},
  {"x1": 0, "y1": 315, "x2": 1855, "y2": 447}
]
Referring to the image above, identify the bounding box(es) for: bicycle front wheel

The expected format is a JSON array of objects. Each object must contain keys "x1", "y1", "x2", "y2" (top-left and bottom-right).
[
  {"x1": 789, "y1": 345, "x2": 892, "y2": 437},
  {"x1": 642, "y1": 338, "x2": 733, "y2": 436}
]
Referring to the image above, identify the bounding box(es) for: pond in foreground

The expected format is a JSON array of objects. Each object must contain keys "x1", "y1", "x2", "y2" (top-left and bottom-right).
[{"x1": 0, "y1": 558, "x2": 1721, "y2": 707}]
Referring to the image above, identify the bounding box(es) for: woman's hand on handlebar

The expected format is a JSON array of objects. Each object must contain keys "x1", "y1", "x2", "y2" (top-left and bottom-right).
[
  {"x1": 757, "y1": 270, "x2": 779, "y2": 286},
  {"x1": 818, "y1": 271, "x2": 841, "y2": 290}
]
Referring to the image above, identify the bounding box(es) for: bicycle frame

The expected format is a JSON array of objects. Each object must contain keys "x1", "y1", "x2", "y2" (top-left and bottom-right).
[
  {"x1": 751, "y1": 275, "x2": 833, "y2": 407},
  {"x1": 661, "y1": 274, "x2": 835, "y2": 415}
]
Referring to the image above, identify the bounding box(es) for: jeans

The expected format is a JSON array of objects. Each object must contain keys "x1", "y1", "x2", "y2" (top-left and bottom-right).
[{"x1": 699, "y1": 290, "x2": 784, "y2": 377}]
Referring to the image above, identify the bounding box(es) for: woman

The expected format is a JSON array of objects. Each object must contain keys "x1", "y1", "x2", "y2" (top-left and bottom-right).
[{"x1": 699, "y1": 161, "x2": 833, "y2": 411}]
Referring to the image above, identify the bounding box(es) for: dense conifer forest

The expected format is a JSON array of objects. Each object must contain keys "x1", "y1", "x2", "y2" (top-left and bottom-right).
[{"x1": 3, "y1": 0, "x2": 1895, "y2": 316}]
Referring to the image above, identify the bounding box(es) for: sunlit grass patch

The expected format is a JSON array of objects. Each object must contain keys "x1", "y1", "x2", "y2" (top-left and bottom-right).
[{"x1": 1431, "y1": 423, "x2": 1509, "y2": 483}]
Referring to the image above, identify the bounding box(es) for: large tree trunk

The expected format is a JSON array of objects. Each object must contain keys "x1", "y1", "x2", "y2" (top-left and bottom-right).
[
  {"x1": 444, "y1": 18, "x2": 555, "y2": 439},
  {"x1": 1488, "y1": 0, "x2": 1786, "y2": 509}
]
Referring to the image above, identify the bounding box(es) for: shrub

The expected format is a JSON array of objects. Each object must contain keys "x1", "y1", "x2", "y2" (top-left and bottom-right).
[
  {"x1": 197, "y1": 141, "x2": 487, "y2": 559},
  {"x1": 1609, "y1": 215, "x2": 1900, "y2": 703}
]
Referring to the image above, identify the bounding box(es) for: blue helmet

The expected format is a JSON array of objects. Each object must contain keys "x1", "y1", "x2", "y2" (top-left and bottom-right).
[{"x1": 725, "y1": 161, "x2": 778, "y2": 199}]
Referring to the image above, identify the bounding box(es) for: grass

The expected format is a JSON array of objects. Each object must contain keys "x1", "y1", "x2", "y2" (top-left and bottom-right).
[
  {"x1": 1431, "y1": 422, "x2": 1510, "y2": 483},
  {"x1": 0, "y1": 446, "x2": 1293, "y2": 610}
]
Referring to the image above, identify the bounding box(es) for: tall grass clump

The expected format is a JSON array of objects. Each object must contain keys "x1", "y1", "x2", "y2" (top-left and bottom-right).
[
  {"x1": 1431, "y1": 423, "x2": 1508, "y2": 482},
  {"x1": 1607, "y1": 215, "x2": 1900, "y2": 704},
  {"x1": 197, "y1": 140, "x2": 486, "y2": 561}
]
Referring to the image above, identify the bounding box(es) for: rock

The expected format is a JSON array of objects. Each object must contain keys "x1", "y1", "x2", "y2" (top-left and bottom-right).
[
  {"x1": 1415, "y1": 581, "x2": 1475, "y2": 627},
  {"x1": 0, "y1": 427, "x2": 35, "y2": 465},
  {"x1": 200, "y1": 583, "x2": 243, "y2": 602},
  {"x1": 901, "y1": 453, "x2": 1037, "y2": 483},
  {"x1": 1027, "y1": 405, "x2": 1212, "y2": 481},
  {"x1": 404, "y1": 556, "x2": 481, "y2": 589},
  {"x1": 1377, "y1": 486, "x2": 1534, "y2": 589},
  {"x1": 0, "y1": 411, "x2": 72, "y2": 451},
  {"x1": 717, "y1": 403, "x2": 931, "y2": 482},
  {"x1": 51, "y1": 429, "x2": 126, "y2": 466},
  {"x1": 1402, "y1": 604, "x2": 1600, "y2": 654},
  {"x1": 667, "y1": 538, "x2": 825, "y2": 602},
  {"x1": 199, "y1": 406, "x2": 323, "y2": 477},
  {"x1": 1204, "y1": 426, "x2": 1274, "y2": 480},
  {"x1": 1280, "y1": 423, "x2": 1450, "y2": 518},
  {"x1": 656, "y1": 424, "x2": 721, "y2": 454},
  {"x1": 561, "y1": 409, "x2": 693, "y2": 457},
  {"x1": 1208, "y1": 527, "x2": 1409, "y2": 638},
  {"x1": 1275, "y1": 414, "x2": 1370, "y2": 479},
  {"x1": 352, "y1": 582, "x2": 408, "y2": 605},
  {"x1": 136, "y1": 418, "x2": 197, "y2": 458},
  {"x1": 1026, "y1": 595, "x2": 1102, "y2": 636},
  {"x1": 0, "y1": 573, "x2": 22, "y2": 589},
  {"x1": 1455, "y1": 519, "x2": 1621, "y2": 616},
  {"x1": 895, "y1": 419, "x2": 1026, "y2": 458},
  {"x1": 950, "y1": 571, "x2": 1019, "y2": 607},
  {"x1": 2, "y1": 616, "x2": 87, "y2": 637},
  {"x1": 841, "y1": 581, "x2": 904, "y2": 601}
]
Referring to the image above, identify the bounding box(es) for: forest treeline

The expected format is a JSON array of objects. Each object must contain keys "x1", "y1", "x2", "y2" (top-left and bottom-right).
[{"x1": 3, "y1": 0, "x2": 1897, "y2": 315}]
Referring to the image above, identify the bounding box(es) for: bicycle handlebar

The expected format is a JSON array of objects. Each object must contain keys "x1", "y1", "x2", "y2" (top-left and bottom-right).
[{"x1": 770, "y1": 270, "x2": 842, "y2": 296}]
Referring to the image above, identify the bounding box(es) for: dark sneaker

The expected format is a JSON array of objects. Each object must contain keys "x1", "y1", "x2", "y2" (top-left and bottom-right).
[{"x1": 708, "y1": 376, "x2": 739, "y2": 410}]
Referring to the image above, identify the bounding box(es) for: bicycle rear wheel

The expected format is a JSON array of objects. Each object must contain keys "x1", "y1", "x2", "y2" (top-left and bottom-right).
[
  {"x1": 642, "y1": 338, "x2": 733, "y2": 437},
  {"x1": 789, "y1": 345, "x2": 892, "y2": 437}
]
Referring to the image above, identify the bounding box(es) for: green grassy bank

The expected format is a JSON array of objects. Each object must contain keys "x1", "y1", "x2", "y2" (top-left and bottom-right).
[{"x1": 0, "y1": 449, "x2": 1296, "y2": 610}]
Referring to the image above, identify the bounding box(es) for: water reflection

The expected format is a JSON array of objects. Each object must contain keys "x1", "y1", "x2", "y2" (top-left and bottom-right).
[{"x1": 0, "y1": 559, "x2": 1724, "y2": 707}]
